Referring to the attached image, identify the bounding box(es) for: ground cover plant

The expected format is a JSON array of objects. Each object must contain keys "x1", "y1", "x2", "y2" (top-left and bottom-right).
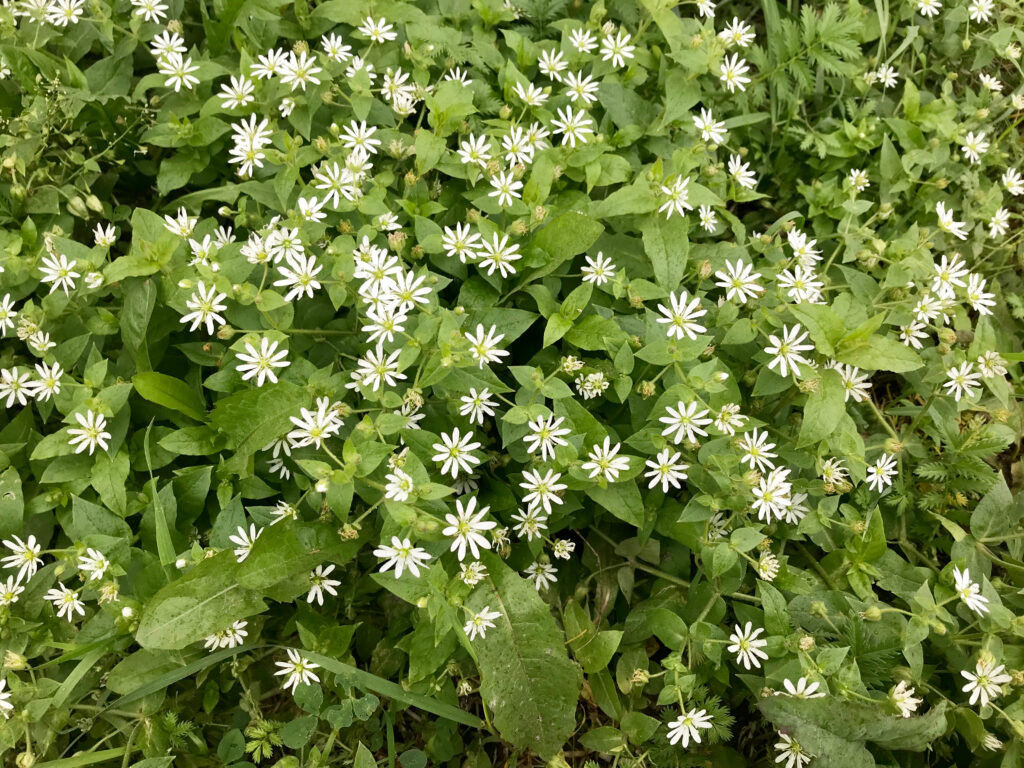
[{"x1": 0, "y1": 0, "x2": 1023, "y2": 765}]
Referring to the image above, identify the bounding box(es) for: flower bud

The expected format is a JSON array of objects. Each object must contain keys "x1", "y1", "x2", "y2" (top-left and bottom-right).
[
  {"x1": 937, "y1": 327, "x2": 957, "y2": 345},
  {"x1": 499, "y1": 105, "x2": 512, "y2": 120},
  {"x1": 798, "y1": 635, "x2": 815, "y2": 651},
  {"x1": 883, "y1": 437, "x2": 904, "y2": 454},
  {"x1": 861, "y1": 605, "x2": 882, "y2": 621},
  {"x1": 4, "y1": 651, "x2": 27, "y2": 670},
  {"x1": 216, "y1": 325, "x2": 236, "y2": 341}
]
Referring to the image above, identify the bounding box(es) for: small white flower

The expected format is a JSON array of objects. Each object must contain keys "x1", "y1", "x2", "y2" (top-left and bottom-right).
[
  {"x1": 373, "y1": 536, "x2": 432, "y2": 578},
  {"x1": 228, "y1": 524, "x2": 262, "y2": 563},
  {"x1": 39, "y1": 253, "x2": 79, "y2": 295},
  {"x1": 715, "y1": 259, "x2": 763, "y2": 303},
  {"x1": 235, "y1": 338, "x2": 290, "y2": 387},
  {"x1": 599, "y1": 30, "x2": 635, "y2": 68},
  {"x1": 953, "y1": 566, "x2": 989, "y2": 615},
  {"x1": 459, "y1": 387, "x2": 497, "y2": 425},
  {"x1": 431, "y1": 428, "x2": 483, "y2": 478},
  {"x1": 666, "y1": 707, "x2": 713, "y2": 747},
  {"x1": 520, "y1": 468, "x2": 566, "y2": 514},
  {"x1": 659, "y1": 176, "x2": 693, "y2": 219},
  {"x1": 774, "y1": 732, "x2": 813, "y2": 768},
  {"x1": 464, "y1": 606, "x2": 502, "y2": 640},
  {"x1": 306, "y1": 564, "x2": 341, "y2": 605},
  {"x1": 890, "y1": 680, "x2": 923, "y2": 717},
  {"x1": 659, "y1": 400, "x2": 713, "y2": 445},
  {"x1": 936, "y1": 201, "x2": 968, "y2": 240},
  {"x1": 943, "y1": 361, "x2": 981, "y2": 402},
  {"x1": 442, "y1": 497, "x2": 497, "y2": 562},
  {"x1": 274, "y1": 648, "x2": 321, "y2": 692},
  {"x1": 581, "y1": 437, "x2": 630, "y2": 483},
  {"x1": 764, "y1": 324, "x2": 815, "y2": 378},
  {"x1": 655, "y1": 290, "x2": 707, "y2": 340},
  {"x1": 523, "y1": 561, "x2": 558, "y2": 591},
  {"x1": 1, "y1": 535, "x2": 42, "y2": 582},
  {"x1": 961, "y1": 657, "x2": 1010, "y2": 708},
  {"x1": 781, "y1": 677, "x2": 826, "y2": 699},
  {"x1": 77, "y1": 548, "x2": 110, "y2": 581},
  {"x1": 582, "y1": 252, "x2": 616, "y2": 286},
  {"x1": 719, "y1": 54, "x2": 751, "y2": 92},
  {"x1": 727, "y1": 622, "x2": 769, "y2": 670},
  {"x1": 644, "y1": 448, "x2": 688, "y2": 492},
  {"x1": 45, "y1": 583, "x2": 86, "y2": 621},
  {"x1": 67, "y1": 410, "x2": 111, "y2": 455},
  {"x1": 524, "y1": 414, "x2": 572, "y2": 462},
  {"x1": 866, "y1": 453, "x2": 898, "y2": 491}
]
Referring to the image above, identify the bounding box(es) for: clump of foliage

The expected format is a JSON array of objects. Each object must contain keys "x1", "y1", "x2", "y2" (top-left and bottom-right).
[{"x1": 0, "y1": 0, "x2": 1023, "y2": 766}]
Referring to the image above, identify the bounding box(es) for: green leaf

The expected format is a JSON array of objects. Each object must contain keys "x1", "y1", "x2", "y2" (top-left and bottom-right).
[
  {"x1": 209, "y1": 382, "x2": 309, "y2": 473},
  {"x1": 465, "y1": 553, "x2": 582, "y2": 759},
  {"x1": 562, "y1": 601, "x2": 622, "y2": 674},
  {"x1": 135, "y1": 551, "x2": 266, "y2": 650},
  {"x1": 530, "y1": 211, "x2": 604, "y2": 277},
  {"x1": 799, "y1": 369, "x2": 845, "y2": 447},
  {"x1": 303, "y1": 651, "x2": 484, "y2": 729},
  {"x1": 971, "y1": 475, "x2": 1022, "y2": 539},
  {"x1": 834, "y1": 335, "x2": 924, "y2": 373},
  {"x1": 642, "y1": 214, "x2": 689, "y2": 289},
  {"x1": 133, "y1": 372, "x2": 207, "y2": 422},
  {"x1": 0, "y1": 467, "x2": 24, "y2": 540},
  {"x1": 586, "y1": 481, "x2": 644, "y2": 527},
  {"x1": 758, "y1": 696, "x2": 949, "y2": 768},
  {"x1": 647, "y1": 608, "x2": 688, "y2": 649}
]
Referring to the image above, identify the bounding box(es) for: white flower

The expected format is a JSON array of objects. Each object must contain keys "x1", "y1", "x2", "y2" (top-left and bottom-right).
[
  {"x1": 782, "y1": 677, "x2": 826, "y2": 698},
  {"x1": 582, "y1": 252, "x2": 616, "y2": 286},
  {"x1": 44, "y1": 584, "x2": 85, "y2": 621},
  {"x1": 523, "y1": 561, "x2": 558, "y2": 590},
  {"x1": 0, "y1": 576, "x2": 25, "y2": 606},
  {"x1": 659, "y1": 176, "x2": 693, "y2": 219},
  {"x1": 511, "y1": 507, "x2": 548, "y2": 541},
  {"x1": 235, "y1": 338, "x2": 290, "y2": 387},
  {"x1": 77, "y1": 548, "x2": 110, "y2": 581},
  {"x1": 158, "y1": 51, "x2": 200, "y2": 91},
  {"x1": 728, "y1": 154, "x2": 757, "y2": 189},
  {"x1": 1002, "y1": 168, "x2": 1024, "y2": 196},
  {"x1": 442, "y1": 223, "x2": 482, "y2": 263},
  {"x1": 477, "y1": 232, "x2": 522, "y2": 278},
  {"x1": 0, "y1": 368, "x2": 35, "y2": 408},
  {"x1": 655, "y1": 290, "x2": 707, "y2": 340},
  {"x1": 340, "y1": 120, "x2": 381, "y2": 154},
  {"x1": 0, "y1": 295, "x2": 17, "y2": 336},
  {"x1": 696, "y1": 0, "x2": 715, "y2": 16},
  {"x1": 39, "y1": 253, "x2": 79, "y2": 295},
  {"x1": 464, "y1": 324, "x2": 509, "y2": 368},
  {"x1": 836, "y1": 363, "x2": 871, "y2": 403},
  {"x1": 644, "y1": 448, "x2": 688, "y2": 492},
  {"x1": 983, "y1": 733, "x2": 1003, "y2": 751},
  {"x1": 719, "y1": 53, "x2": 751, "y2": 92},
  {"x1": 279, "y1": 50, "x2": 322, "y2": 91},
  {"x1": 442, "y1": 497, "x2": 497, "y2": 562},
  {"x1": 459, "y1": 387, "x2": 497, "y2": 425},
  {"x1": 866, "y1": 453, "x2": 898, "y2": 491},
  {"x1": 727, "y1": 622, "x2": 769, "y2": 670},
  {"x1": 719, "y1": 17, "x2": 755, "y2": 47},
  {"x1": 961, "y1": 658, "x2": 1010, "y2": 708},
  {"x1": 565, "y1": 70, "x2": 599, "y2": 104},
  {"x1": 699, "y1": 205, "x2": 718, "y2": 232},
  {"x1": 899, "y1": 322, "x2": 929, "y2": 349},
  {"x1": 714, "y1": 403, "x2": 747, "y2": 435},
  {"x1": 457, "y1": 134, "x2": 492, "y2": 168},
  {"x1": 524, "y1": 414, "x2": 572, "y2": 462},
  {"x1": 917, "y1": 0, "x2": 941, "y2": 16},
  {"x1": 219, "y1": 75, "x2": 255, "y2": 109},
  {"x1": 150, "y1": 30, "x2": 187, "y2": 59},
  {"x1": 659, "y1": 400, "x2": 713, "y2": 445},
  {"x1": 431, "y1": 428, "x2": 483, "y2": 478},
  {"x1": 936, "y1": 201, "x2": 968, "y2": 240},
  {"x1": 288, "y1": 397, "x2": 344, "y2": 449},
  {"x1": 968, "y1": 0, "x2": 993, "y2": 22},
  {"x1": 229, "y1": 524, "x2": 262, "y2": 563},
  {"x1": 274, "y1": 253, "x2": 323, "y2": 301},
  {"x1": 953, "y1": 566, "x2": 989, "y2": 615},
  {"x1": 373, "y1": 536, "x2": 432, "y2": 578},
  {"x1": 358, "y1": 15, "x2": 397, "y2": 42},
  {"x1": 384, "y1": 468, "x2": 415, "y2": 502},
  {"x1": 551, "y1": 106, "x2": 594, "y2": 147},
  {"x1": 520, "y1": 468, "x2": 566, "y2": 514},
  {"x1": 961, "y1": 131, "x2": 989, "y2": 164},
  {"x1": 464, "y1": 606, "x2": 502, "y2": 641},
  {"x1": 890, "y1": 680, "x2": 922, "y2": 717},
  {"x1": 274, "y1": 648, "x2": 320, "y2": 692},
  {"x1": 130, "y1": 0, "x2": 167, "y2": 22},
  {"x1": 581, "y1": 437, "x2": 630, "y2": 483},
  {"x1": 1, "y1": 535, "x2": 42, "y2": 582},
  {"x1": 764, "y1": 324, "x2": 815, "y2": 378},
  {"x1": 737, "y1": 428, "x2": 777, "y2": 472},
  {"x1": 876, "y1": 64, "x2": 898, "y2": 88},
  {"x1": 943, "y1": 361, "x2": 981, "y2": 402},
  {"x1": 306, "y1": 564, "x2": 341, "y2": 605},
  {"x1": 715, "y1": 259, "x2": 763, "y2": 303},
  {"x1": 977, "y1": 350, "x2": 1007, "y2": 378},
  {"x1": 570, "y1": 27, "x2": 598, "y2": 53},
  {"x1": 758, "y1": 552, "x2": 780, "y2": 581},
  {"x1": 847, "y1": 168, "x2": 870, "y2": 191},
  {"x1": 599, "y1": 30, "x2": 635, "y2": 68},
  {"x1": 67, "y1": 410, "x2": 111, "y2": 455},
  {"x1": 512, "y1": 81, "x2": 548, "y2": 107},
  {"x1": 988, "y1": 208, "x2": 1010, "y2": 238},
  {"x1": 666, "y1": 707, "x2": 713, "y2": 747},
  {"x1": 459, "y1": 561, "x2": 488, "y2": 586},
  {"x1": 965, "y1": 273, "x2": 996, "y2": 315},
  {"x1": 774, "y1": 732, "x2": 813, "y2": 768},
  {"x1": 180, "y1": 281, "x2": 228, "y2": 335},
  {"x1": 752, "y1": 467, "x2": 792, "y2": 522},
  {"x1": 488, "y1": 169, "x2": 523, "y2": 207}
]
